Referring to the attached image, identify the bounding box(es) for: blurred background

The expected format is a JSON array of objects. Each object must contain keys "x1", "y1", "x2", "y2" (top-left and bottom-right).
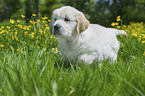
[{"x1": 0, "y1": 0, "x2": 145, "y2": 27}]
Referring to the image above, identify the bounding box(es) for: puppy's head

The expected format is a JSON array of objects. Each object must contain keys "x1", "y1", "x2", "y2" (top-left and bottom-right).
[{"x1": 49, "y1": 6, "x2": 89, "y2": 38}]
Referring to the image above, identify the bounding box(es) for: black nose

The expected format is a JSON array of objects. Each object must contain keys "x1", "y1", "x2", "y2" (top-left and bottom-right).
[{"x1": 54, "y1": 24, "x2": 61, "y2": 31}]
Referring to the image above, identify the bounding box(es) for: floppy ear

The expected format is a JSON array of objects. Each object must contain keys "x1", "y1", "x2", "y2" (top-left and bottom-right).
[
  {"x1": 49, "y1": 20, "x2": 53, "y2": 34},
  {"x1": 77, "y1": 12, "x2": 90, "y2": 34}
]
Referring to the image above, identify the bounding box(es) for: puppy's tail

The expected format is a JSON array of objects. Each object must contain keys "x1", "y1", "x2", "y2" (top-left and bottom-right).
[
  {"x1": 110, "y1": 28, "x2": 127, "y2": 38},
  {"x1": 116, "y1": 30, "x2": 127, "y2": 37}
]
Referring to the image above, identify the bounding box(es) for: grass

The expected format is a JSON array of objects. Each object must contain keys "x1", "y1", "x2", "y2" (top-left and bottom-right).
[{"x1": 0, "y1": 15, "x2": 145, "y2": 96}]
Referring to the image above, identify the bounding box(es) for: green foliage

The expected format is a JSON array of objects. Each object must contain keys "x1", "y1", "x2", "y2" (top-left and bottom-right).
[{"x1": 0, "y1": 16, "x2": 145, "y2": 95}]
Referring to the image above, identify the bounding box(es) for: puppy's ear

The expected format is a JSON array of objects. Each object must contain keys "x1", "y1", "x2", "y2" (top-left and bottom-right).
[
  {"x1": 77, "y1": 12, "x2": 89, "y2": 34},
  {"x1": 49, "y1": 20, "x2": 53, "y2": 34}
]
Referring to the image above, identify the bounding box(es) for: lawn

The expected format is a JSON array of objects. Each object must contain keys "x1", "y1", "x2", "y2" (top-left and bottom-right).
[{"x1": 0, "y1": 15, "x2": 145, "y2": 96}]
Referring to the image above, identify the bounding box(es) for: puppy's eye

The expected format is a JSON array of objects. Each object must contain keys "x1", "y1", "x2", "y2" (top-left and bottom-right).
[{"x1": 64, "y1": 18, "x2": 70, "y2": 22}]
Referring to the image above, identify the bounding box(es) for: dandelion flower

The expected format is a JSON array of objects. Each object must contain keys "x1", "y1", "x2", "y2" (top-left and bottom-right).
[
  {"x1": 46, "y1": 27, "x2": 49, "y2": 30},
  {"x1": 21, "y1": 15, "x2": 25, "y2": 18},
  {"x1": 32, "y1": 14, "x2": 36, "y2": 17},
  {"x1": 143, "y1": 52, "x2": 145, "y2": 56},
  {"x1": 117, "y1": 26, "x2": 121, "y2": 29},
  {"x1": 48, "y1": 20, "x2": 51, "y2": 22},
  {"x1": 17, "y1": 20, "x2": 21, "y2": 22},
  {"x1": 1, "y1": 26, "x2": 4, "y2": 29},
  {"x1": 10, "y1": 19, "x2": 15, "y2": 24},
  {"x1": 142, "y1": 41, "x2": 145, "y2": 43},
  {"x1": 37, "y1": 19, "x2": 40, "y2": 22},
  {"x1": 111, "y1": 22, "x2": 116, "y2": 26},
  {"x1": 1, "y1": 45, "x2": 5, "y2": 47},
  {"x1": 7, "y1": 26, "x2": 10, "y2": 29}
]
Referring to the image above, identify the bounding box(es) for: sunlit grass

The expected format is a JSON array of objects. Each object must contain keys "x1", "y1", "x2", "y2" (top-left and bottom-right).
[{"x1": 0, "y1": 15, "x2": 145, "y2": 96}]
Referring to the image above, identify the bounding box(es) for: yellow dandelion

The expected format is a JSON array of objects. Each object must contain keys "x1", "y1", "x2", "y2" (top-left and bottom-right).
[
  {"x1": 122, "y1": 25, "x2": 126, "y2": 28},
  {"x1": 138, "y1": 38, "x2": 141, "y2": 41},
  {"x1": 17, "y1": 20, "x2": 21, "y2": 22},
  {"x1": 45, "y1": 17, "x2": 48, "y2": 19},
  {"x1": 18, "y1": 24, "x2": 23, "y2": 28},
  {"x1": 32, "y1": 14, "x2": 36, "y2": 17},
  {"x1": 117, "y1": 18, "x2": 121, "y2": 21},
  {"x1": 143, "y1": 52, "x2": 145, "y2": 56},
  {"x1": 117, "y1": 26, "x2": 121, "y2": 29},
  {"x1": 132, "y1": 33, "x2": 137, "y2": 37},
  {"x1": 55, "y1": 47, "x2": 58, "y2": 52},
  {"x1": 29, "y1": 20, "x2": 33, "y2": 24},
  {"x1": 37, "y1": 19, "x2": 40, "y2": 22},
  {"x1": 1, "y1": 26, "x2": 4, "y2": 29},
  {"x1": 21, "y1": 48, "x2": 23, "y2": 51},
  {"x1": 51, "y1": 48, "x2": 55, "y2": 51},
  {"x1": 7, "y1": 26, "x2": 11, "y2": 29},
  {"x1": 50, "y1": 35, "x2": 53, "y2": 38},
  {"x1": 15, "y1": 32, "x2": 17, "y2": 35},
  {"x1": 17, "y1": 49, "x2": 19, "y2": 51},
  {"x1": 45, "y1": 24, "x2": 48, "y2": 26},
  {"x1": 0, "y1": 28, "x2": 2, "y2": 30},
  {"x1": 1, "y1": 45, "x2": 5, "y2": 47},
  {"x1": 42, "y1": 17, "x2": 45, "y2": 19},
  {"x1": 111, "y1": 22, "x2": 116, "y2": 26},
  {"x1": 46, "y1": 27, "x2": 49, "y2": 30},
  {"x1": 48, "y1": 20, "x2": 51, "y2": 22},
  {"x1": 10, "y1": 19, "x2": 15, "y2": 24},
  {"x1": 10, "y1": 46, "x2": 14, "y2": 50},
  {"x1": 142, "y1": 41, "x2": 145, "y2": 43},
  {"x1": 21, "y1": 15, "x2": 25, "y2": 18}
]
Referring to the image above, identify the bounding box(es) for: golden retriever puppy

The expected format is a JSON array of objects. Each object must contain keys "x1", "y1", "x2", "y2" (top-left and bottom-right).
[{"x1": 50, "y1": 6, "x2": 127, "y2": 65}]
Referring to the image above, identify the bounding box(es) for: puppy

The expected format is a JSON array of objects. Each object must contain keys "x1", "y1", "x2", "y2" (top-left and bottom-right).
[{"x1": 49, "y1": 6, "x2": 127, "y2": 65}]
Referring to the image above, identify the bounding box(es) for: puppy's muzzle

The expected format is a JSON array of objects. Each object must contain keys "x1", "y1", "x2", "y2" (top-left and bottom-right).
[{"x1": 54, "y1": 24, "x2": 61, "y2": 35}]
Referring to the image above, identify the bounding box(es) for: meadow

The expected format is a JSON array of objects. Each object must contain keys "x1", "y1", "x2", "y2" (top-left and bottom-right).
[{"x1": 0, "y1": 15, "x2": 145, "y2": 96}]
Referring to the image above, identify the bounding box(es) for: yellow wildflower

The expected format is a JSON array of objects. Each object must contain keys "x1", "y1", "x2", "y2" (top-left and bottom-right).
[
  {"x1": 46, "y1": 27, "x2": 49, "y2": 30},
  {"x1": 32, "y1": 14, "x2": 36, "y2": 17},
  {"x1": 1, "y1": 26, "x2": 4, "y2": 29},
  {"x1": 18, "y1": 24, "x2": 23, "y2": 28},
  {"x1": 48, "y1": 20, "x2": 51, "y2": 22},
  {"x1": 21, "y1": 15, "x2": 25, "y2": 18},
  {"x1": 116, "y1": 16, "x2": 121, "y2": 21},
  {"x1": 117, "y1": 26, "x2": 121, "y2": 29},
  {"x1": 111, "y1": 22, "x2": 116, "y2": 26},
  {"x1": 42, "y1": 17, "x2": 45, "y2": 19},
  {"x1": 17, "y1": 49, "x2": 19, "y2": 51},
  {"x1": 7, "y1": 26, "x2": 10, "y2": 29},
  {"x1": 15, "y1": 32, "x2": 17, "y2": 35},
  {"x1": 50, "y1": 35, "x2": 53, "y2": 38},
  {"x1": 10, "y1": 46, "x2": 14, "y2": 50},
  {"x1": 21, "y1": 48, "x2": 23, "y2": 51},
  {"x1": 10, "y1": 19, "x2": 15, "y2": 24},
  {"x1": 45, "y1": 17, "x2": 48, "y2": 19},
  {"x1": 142, "y1": 41, "x2": 145, "y2": 43},
  {"x1": 17, "y1": 20, "x2": 21, "y2": 22},
  {"x1": 132, "y1": 33, "x2": 137, "y2": 37},
  {"x1": 37, "y1": 19, "x2": 40, "y2": 22},
  {"x1": 117, "y1": 18, "x2": 121, "y2": 21},
  {"x1": 143, "y1": 52, "x2": 145, "y2": 56},
  {"x1": 1, "y1": 45, "x2": 5, "y2": 47}
]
